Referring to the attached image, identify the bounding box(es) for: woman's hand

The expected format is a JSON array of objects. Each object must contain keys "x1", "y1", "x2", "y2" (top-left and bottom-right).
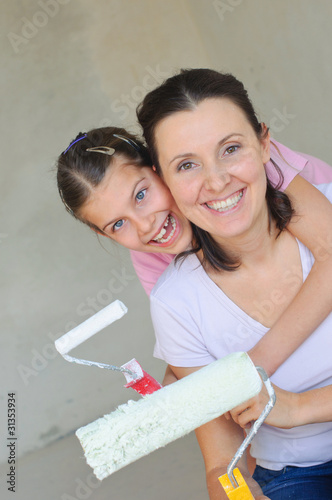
[{"x1": 226, "y1": 384, "x2": 298, "y2": 430}]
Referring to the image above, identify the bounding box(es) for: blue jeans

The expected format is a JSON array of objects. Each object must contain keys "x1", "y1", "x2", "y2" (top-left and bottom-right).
[{"x1": 253, "y1": 460, "x2": 332, "y2": 499}]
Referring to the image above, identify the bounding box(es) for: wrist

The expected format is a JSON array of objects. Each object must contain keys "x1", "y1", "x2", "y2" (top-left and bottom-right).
[
  {"x1": 247, "y1": 348, "x2": 275, "y2": 378},
  {"x1": 289, "y1": 392, "x2": 305, "y2": 427}
]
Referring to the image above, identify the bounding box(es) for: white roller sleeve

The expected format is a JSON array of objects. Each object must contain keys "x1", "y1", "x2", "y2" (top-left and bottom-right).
[
  {"x1": 76, "y1": 352, "x2": 262, "y2": 480},
  {"x1": 55, "y1": 300, "x2": 127, "y2": 355}
]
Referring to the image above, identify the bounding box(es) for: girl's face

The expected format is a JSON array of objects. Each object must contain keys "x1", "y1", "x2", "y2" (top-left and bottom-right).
[
  {"x1": 154, "y1": 98, "x2": 270, "y2": 246},
  {"x1": 79, "y1": 156, "x2": 192, "y2": 254}
]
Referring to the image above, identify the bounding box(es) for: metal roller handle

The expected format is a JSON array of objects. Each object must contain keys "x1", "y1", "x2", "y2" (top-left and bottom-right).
[{"x1": 227, "y1": 366, "x2": 276, "y2": 489}]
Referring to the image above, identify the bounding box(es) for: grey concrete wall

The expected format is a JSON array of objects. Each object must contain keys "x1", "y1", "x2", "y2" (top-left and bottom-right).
[{"x1": 1, "y1": 0, "x2": 331, "y2": 499}]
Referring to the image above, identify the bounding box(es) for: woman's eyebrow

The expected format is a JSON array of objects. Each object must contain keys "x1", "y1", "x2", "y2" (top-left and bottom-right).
[
  {"x1": 168, "y1": 133, "x2": 244, "y2": 166},
  {"x1": 102, "y1": 177, "x2": 146, "y2": 231}
]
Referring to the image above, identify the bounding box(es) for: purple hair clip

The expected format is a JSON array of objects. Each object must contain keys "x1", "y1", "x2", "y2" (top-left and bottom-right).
[{"x1": 63, "y1": 133, "x2": 87, "y2": 154}]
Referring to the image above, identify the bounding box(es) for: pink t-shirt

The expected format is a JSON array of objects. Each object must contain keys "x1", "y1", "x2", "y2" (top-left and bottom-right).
[{"x1": 130, "y1": 140, "x2": 332, "y2": 295}]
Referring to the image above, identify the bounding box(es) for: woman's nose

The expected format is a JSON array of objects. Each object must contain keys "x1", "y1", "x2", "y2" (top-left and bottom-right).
[{"x1": 203, "y1": 164, "x2": 231, "y2": 192}]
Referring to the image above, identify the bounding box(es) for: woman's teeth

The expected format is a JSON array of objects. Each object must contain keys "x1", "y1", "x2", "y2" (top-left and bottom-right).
[
  {"x1": 206, "y1": 190, "x2": 243, "y2": 212},
  {"x1": 153, "y1": 215, "x2": 177, "y2": 243}
]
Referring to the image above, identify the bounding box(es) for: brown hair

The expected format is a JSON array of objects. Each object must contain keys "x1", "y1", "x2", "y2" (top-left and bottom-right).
[
  {"x1": 137, "y1": 68, "x2": 294, "y2": 271},
  {"x1": 56, "y1": 127, "x2": 152, "y2": 232}
]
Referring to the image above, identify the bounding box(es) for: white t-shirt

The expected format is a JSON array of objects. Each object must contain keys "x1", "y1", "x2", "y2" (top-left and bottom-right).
[{"x1": 150, "y1": 184, "x2": 332, "y2": 471}]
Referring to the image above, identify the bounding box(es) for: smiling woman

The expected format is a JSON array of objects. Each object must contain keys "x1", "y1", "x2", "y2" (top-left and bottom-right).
[
  {"x1": 154, "y1": 98, "x2": 272, "y2": 250},
  {"x1": 56, "y1": 72, "x2": 332, "y2": 498},
  {"x1": 136, "y1": 68, "x2": 332, "y2": 499}
]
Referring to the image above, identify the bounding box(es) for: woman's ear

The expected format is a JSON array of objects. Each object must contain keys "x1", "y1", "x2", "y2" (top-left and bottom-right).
[
  {"x1": 152, "y1": 165, "x2": 156, "y2": 172},
  {"x1": 260, "y1": 123, "x2": 270, "y2": 164}
]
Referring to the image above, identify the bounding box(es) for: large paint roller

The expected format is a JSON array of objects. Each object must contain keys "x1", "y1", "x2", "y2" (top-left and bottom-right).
[
  {"x1": 75, "y1": 352, "x2": 267, "y2": 481},
  {"x1": 55, "y1": 300, "x2": 275, "y2": 498}
]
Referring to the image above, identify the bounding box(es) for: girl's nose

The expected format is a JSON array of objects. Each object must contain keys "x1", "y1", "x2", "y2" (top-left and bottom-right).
[{"x1": 136, "y1": 212, "x2": 156, "y2": 238}]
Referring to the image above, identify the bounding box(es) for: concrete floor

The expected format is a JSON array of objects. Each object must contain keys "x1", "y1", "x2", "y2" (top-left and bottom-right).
[{"x1": 2, "y1": 1, "x2": 332, "y2": 499}]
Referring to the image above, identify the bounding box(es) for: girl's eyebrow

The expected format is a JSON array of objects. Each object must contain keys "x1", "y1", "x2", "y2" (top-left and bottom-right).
[
  {"x1": 102, "y1": 177, "x2": 146, "y2": 231},
  {"x1": 168, "y1": 133, "x2": 244, "y2": 166}
]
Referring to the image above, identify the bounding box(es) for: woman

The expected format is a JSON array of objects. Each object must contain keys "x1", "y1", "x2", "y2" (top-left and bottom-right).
[{"x1": 135, "y1": 68, "x2": 332, "y2": 499}]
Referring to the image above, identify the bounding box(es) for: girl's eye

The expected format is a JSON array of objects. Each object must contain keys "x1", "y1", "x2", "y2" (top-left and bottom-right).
[
  {"x1": 113, "y1": 219, "x2": 125, "y2": 231},
  {"x1": 136, "y1": 189, "x2": 146, "y2": 202},
  {"x1": 224, "y1": 145, "x2": 239, "y2": 155}
]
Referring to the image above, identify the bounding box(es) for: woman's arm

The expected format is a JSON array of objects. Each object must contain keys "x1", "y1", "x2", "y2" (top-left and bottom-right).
[
  {"x1": 249, "y1": 177, "x2": 332, "y2": 375},
  {"x1": 171, "y1": 365, "x2": 270, "y2": 500},
  {"x1": 229, "y1": 383, "x2": 332, "y2": 430},
  {"x1": 162, "y1": 364, "x2": 178, "y2": 385}
]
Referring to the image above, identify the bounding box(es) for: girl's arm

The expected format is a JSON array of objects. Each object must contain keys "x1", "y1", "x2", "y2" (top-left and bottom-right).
[
  {"x1": 248, "y1": 177, "x2": 332, "y2": 375},
  {"x1": 229, "y1": 384, "x2": 332, "y2": 430},
  {"x1": 171, "y1": 365, "x2": 270, "y2": 500}
]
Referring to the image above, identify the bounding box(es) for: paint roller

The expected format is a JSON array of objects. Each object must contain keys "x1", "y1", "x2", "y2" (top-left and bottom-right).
[
  {"x1": 75, "y1": 352, "x2": 266, "y2": 481},
  {"x1": 54, "y1": 300, "x2": 162, "y2": 395},
  {"x1": 55, "y1": 300, "x2": 275, "y2": 497}
]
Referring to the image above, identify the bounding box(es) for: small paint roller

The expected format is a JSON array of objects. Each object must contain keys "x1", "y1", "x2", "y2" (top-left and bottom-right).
[
  {"x1": 75, "y1": 351, "x2": 265, "y2": 481},
  {"x1": 54, "y1": 300, "x2": 162, "y2": 395}
]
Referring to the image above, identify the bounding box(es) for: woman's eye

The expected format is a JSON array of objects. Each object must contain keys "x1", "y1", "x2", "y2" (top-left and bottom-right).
[
  {"x1": 113, "y1": 219, "x2": 125, "y2": 231},
  {"x1": 179, "y1": 162, "x2": 194, "y2": 171},
  {"x1": 136, "y1": 189, "x2": 146, "y2": 202},
  {"x1": 224, "y1": 145, "x2": 239, "y2": 155}
]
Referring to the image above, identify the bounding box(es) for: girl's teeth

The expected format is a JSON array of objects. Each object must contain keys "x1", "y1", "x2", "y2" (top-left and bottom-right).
[
  {"x1": 207, "y1": 190, "x2": 243, "y2": 212},
  {"x1": 153, "y1": 215, "x2": 177, "y2": 243},
  {"x1": 155, "y1": 227, "x2": 167, "y2": 239}
]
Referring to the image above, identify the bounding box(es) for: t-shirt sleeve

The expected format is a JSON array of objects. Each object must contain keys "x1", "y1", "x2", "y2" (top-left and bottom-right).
[
  {"x1": 150, "y1": 294, "x2": 216, "y2": 367},
  {"x1": 266, "y1": 140, "x2": 332, "y2": 190},
  {"x1": 299, "y1": 154, "x2": 332, "y2": 185},
  {"x1": 129, "y1": 250, "x2": 175, "y2": 296}
]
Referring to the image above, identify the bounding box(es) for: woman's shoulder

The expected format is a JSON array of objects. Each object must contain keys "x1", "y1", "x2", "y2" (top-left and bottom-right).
[{"x1": 151, "y1": 253, "x2": 202, "y2": 301}]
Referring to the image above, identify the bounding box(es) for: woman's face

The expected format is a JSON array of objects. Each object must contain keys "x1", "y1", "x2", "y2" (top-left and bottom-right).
[
  {"x1": 154, "y1": 98, "x2": 271, "y2": 246},
  {"x1": 79, "y1": 156, "x2": 192, "y2": 254}
]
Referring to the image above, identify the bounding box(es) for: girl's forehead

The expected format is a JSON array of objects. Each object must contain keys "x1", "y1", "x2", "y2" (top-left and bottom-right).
[{"x1": 100, "y1": 157, "x2": 147, "y2": 185}]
